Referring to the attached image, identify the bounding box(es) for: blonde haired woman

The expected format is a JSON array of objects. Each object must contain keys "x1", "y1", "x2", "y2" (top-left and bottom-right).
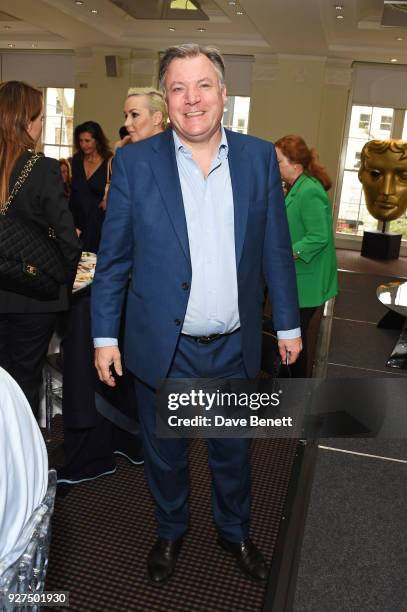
[{"x1": 119, "y1": 87, "x2": 168, "y2": 146}]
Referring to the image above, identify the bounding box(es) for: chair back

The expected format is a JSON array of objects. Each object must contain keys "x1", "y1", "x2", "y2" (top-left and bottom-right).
[{"x1": 0, "y1": 470, "x2": 57, "y2": 611}]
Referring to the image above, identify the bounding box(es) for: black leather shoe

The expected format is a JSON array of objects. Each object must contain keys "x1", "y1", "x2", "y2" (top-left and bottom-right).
[
  {"x1": 217, "y1": 536, "x2": 268, "y2": 581},
  {"x1": 147, "y1": 537, "x2": 183, "y2": 585}
]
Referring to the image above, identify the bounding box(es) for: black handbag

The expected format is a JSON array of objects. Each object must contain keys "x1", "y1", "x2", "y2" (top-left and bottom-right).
[{"x1": 0, "y1": 154, "x2": 66, "y2": 301}]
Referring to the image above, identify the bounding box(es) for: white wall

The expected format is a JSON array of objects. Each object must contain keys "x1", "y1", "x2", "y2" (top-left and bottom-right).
[{"x1": 249, "y1": 54, "x2": 352, "y2": 202}]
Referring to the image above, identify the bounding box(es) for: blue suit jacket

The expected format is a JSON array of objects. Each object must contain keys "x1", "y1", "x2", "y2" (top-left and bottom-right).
[{"x1": 91, "y1": 128, "x2": 299, "y2": 388}]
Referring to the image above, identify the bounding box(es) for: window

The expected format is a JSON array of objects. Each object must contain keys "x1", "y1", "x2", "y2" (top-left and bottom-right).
[
  {"x1": 222, "y1": 96, "x2": 250, "y2": 134},
  {"x1": 42, "y1": 88, "x2": 75, "y2": 160},
  {"x1": 170, "y1": 0, "x2": 198, "y2": 9},
  {"x1": 387, "y1": 112, "x2": 407, "y2": 239},
  {"x1": 358, "y1": 113, "x2": 371, "y2": 130},
  {"x1": 380, "y1": 115, "x2": 393, "y2": 131},
  {"x1": 336, "y1": 105, "x2": 396, "y2": 236}
]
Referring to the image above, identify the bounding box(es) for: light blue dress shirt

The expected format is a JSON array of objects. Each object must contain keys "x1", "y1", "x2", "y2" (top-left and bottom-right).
[
  {"x1": 94, "y1": 127, "x2": 300, "y2": 347},
  {"x1": 174, "y1": 129, "x2": 239, "y2": 336}
]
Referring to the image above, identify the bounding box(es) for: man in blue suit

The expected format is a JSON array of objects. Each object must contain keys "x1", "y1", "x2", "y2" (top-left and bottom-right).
[{"x1": 92, "y1": 44, "x2": 302, "y2": 585}]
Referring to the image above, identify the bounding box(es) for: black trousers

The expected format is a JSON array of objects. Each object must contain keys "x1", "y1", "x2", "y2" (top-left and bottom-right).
[
  {"x1": 62, "y1": 410, "x2": 143, "y2": 473},
  {"x1": 288, "y1": 306, "x2": 319, "y2": 378},
  {"x1": 0, "y1": 312, "x2": 58, "y2": 419}
]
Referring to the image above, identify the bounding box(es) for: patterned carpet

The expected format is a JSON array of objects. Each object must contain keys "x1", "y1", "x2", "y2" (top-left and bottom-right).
[{"x1": 44, "y1": 417, "x2": 298, "y2": 611}]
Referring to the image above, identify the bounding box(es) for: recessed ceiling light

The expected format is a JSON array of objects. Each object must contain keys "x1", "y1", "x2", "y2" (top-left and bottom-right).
[
  {"x1": 169, "y1": 27, "x2": 176, "y2": 31},
  {"x1": 335, "y1": 4, "x2": 343, "y2": 10},
  {"x1": 391, "y1": 58, "x2": 398, "y2": 62},
  {"x1": 396, "y1": 37, "x2": 403, "y2": 41},
  {"x1": 336, "y1": 14, "x2": 344, "y2": 19},
  {"x1": 91, "y1": 8, "x2": 98, "y2": 14},
  {"x1": 7, "y1": 43, "x2": 15, "y2": 48},
  {"x1": 197, "y1": 27, "x2": 206, "y2": 32}
]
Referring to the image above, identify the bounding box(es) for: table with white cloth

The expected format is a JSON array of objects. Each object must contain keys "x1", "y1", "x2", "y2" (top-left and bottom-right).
[{"x1": 0, "y1": 367, "x2": 48, "y2": 571}]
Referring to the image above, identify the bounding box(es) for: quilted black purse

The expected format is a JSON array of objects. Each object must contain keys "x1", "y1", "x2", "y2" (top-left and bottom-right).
[{"x1": 0, "y1": 154, "x2": 66, "y2": 301}]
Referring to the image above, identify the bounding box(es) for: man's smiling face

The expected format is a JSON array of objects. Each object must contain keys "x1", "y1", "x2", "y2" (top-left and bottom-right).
[{"x1": 164, "y1": 53, "x2": 226, "y2": 147}]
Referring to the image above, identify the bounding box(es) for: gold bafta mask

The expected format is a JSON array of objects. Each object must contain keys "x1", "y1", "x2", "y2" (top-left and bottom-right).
[{"x1": 358, "y1": 140, "x2": 407, "y2": 222}]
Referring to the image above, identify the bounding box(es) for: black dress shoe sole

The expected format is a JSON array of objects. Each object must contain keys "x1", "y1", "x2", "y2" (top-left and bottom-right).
[{"x1": 147, "y1": 570, "x2": 174, "y2": 587}]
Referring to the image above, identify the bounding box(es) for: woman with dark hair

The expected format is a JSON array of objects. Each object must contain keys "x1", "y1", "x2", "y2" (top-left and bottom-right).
[
  {"x1": 69, "y1": 121, "x2": 113, "y2": 253},
  {"x1": 0, "y1": 81, "x2": 80, "y2": 418},
  {"x1": 275, "y1": 135, "x2": 338, "y2": 377}
]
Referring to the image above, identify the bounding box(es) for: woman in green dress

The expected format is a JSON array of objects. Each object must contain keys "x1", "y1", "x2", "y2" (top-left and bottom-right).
[{"x1": 275, "y1": 135, "x2": 338, "y2": 377}]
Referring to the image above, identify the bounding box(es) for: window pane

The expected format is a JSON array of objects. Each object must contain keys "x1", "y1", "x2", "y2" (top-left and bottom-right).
[
  {"x1": 43, "y1": 116, "x2": 62, "y2": 146},
  {"x1": 336, "y1": 105, "x2": 395, "y2": 236},
  {"x1": 389, "y1": 214, "x2": 407, "y2": 239},
  {"x1": 349, "y1": 105, "x2": 372, "y2": 139},
  {"x1": 401, "y1": 114, "x2": 407, "y2": 140},
  {"x1": 371, "y1": 107, "x2": 393, "y2": 139},
  {"x1": 43, "y1": 145, "x2": 61, "y2": 160},
  {"x1": 344, "y1": 138, "x2": 369, "y2": 169},
  {"x1": 59, "y1": 146, "x2": 72, "y2": 160},
  {"x1": 43, "y1": 88, "x2": 75, "y2": 157},
  {"x1": 223, "y1": 96, "x2": 250, "y2": 134}
]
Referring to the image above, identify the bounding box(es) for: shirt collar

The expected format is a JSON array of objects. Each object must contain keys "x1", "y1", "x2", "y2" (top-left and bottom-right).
[{"x1": 172, "y1": 126, "x2": 229, "y2": 160}]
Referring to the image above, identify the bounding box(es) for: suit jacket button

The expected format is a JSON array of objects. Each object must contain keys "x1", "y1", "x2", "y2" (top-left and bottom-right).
[
  {"x1": 181, "y1": 282, "x2": 189, "y2": 290},
  {"x1": 174, "y1": 319, "x2": 181, "y2": 326}
]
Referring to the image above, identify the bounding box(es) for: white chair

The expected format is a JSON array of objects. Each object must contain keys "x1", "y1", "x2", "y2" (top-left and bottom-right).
[
  {"x1": 0, "y1": 470, "x2": 57, "y2": 612},
  {"x1": 43, "y1": 353, "x2": 63, "y2": 436},
  {"x1": 0, "y1": 366, "x2": 51, "y2": 609}
]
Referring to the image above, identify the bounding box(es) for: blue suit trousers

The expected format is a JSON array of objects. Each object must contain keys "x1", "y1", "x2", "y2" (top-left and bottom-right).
[{"x1": 134, "y1": 330, "x2": 251, "y2": 542}]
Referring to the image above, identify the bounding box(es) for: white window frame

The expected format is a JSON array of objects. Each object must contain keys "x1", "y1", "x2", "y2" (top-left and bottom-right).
[{"x1": 40, "y1": 87, "x2": 75, "y2": 160}]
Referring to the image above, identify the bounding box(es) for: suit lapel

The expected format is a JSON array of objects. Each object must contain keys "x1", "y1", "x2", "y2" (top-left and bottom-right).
[
  {"x1": 226, "y1": 129, "x2": 251, "y2": 266},
  {"x1": 150, "y1": 130, "x2": 190, "y2": 263}
]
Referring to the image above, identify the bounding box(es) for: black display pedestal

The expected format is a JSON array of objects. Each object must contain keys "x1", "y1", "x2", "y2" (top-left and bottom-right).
[{"x1": 361, "y1": 230, "x2": 401, "y2": 260}]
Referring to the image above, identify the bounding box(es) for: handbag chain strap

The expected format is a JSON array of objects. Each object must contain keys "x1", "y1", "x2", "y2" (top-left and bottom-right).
[{"x1": 0, "y1": 154, "x2": 41, "y2": 216}]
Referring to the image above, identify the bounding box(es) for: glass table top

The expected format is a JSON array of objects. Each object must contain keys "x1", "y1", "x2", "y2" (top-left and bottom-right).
[{"x1": 376, "y1": 281, "x2": 407, "y2": 317}]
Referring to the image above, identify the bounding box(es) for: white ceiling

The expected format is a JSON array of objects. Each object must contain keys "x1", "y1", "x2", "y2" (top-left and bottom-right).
[{"x1": 0, "y1": 0, "x2": 406, "y2": 64}]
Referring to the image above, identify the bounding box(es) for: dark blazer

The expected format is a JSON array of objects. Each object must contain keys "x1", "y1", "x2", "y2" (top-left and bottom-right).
[
  {"x1": 0, "y1": 152, "x2": 81, "y2": 313},
  {"x1": 91, "y1": 128, "x2": 300, "y2": 388}
]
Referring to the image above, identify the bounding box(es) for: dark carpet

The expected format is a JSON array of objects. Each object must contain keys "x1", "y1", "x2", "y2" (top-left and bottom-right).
[
  {"x1": 292, "y1": 266, "x2": 407, "y2": 612},
  {"x1": 293, "y1": 447, "x2": 407, "y2": 612},
  {"x1": 45, "y1": 417, "x2": 298, "y2": 611}
]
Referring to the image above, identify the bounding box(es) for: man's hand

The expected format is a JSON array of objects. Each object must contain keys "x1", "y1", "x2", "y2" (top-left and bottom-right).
[
  {"x1": 95, "y1": 346, "x2": 123, "y2": 387},
  {"x1": 278, "y1": 336, "x2": 302, "y2": 365}
]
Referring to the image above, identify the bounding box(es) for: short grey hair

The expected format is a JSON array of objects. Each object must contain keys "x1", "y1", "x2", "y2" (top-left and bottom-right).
[{"x1": 159, "y1": 43, "x2": 225, "y2": 93}]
